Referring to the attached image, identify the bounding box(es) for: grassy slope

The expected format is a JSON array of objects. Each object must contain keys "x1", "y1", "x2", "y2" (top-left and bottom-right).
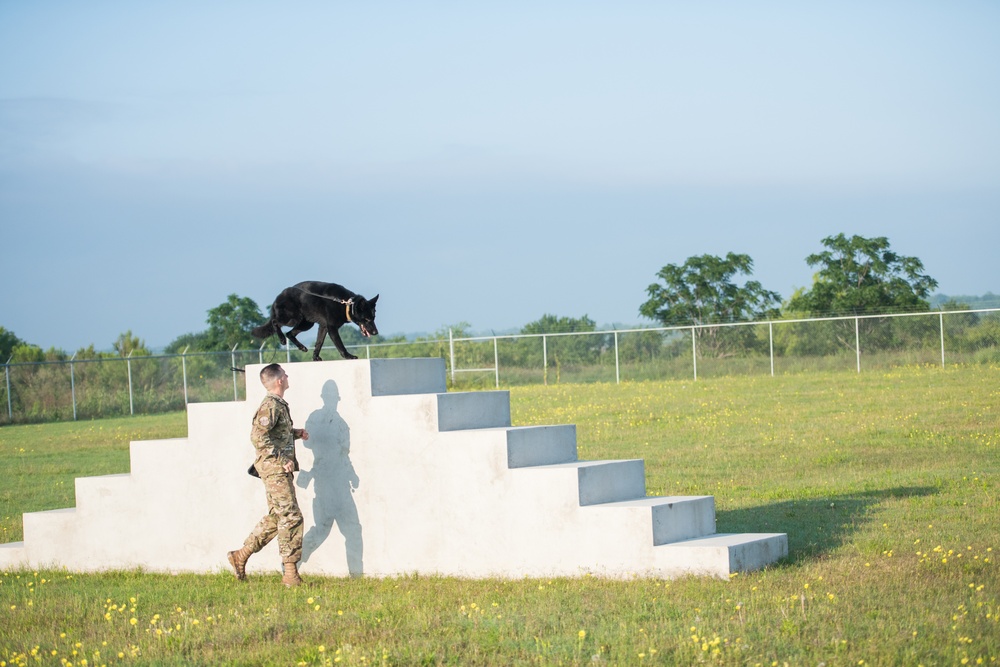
[{"x1": 0, "y1": 366, "x2": 997, "y2": 666}]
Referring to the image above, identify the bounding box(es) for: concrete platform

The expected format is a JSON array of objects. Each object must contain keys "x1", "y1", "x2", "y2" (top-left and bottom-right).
[{"x1": 0, "y1": 357, "x2": 787, "y2": 578}]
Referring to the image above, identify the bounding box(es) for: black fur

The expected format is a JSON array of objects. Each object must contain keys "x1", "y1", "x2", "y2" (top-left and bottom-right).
[{"x1": 252, "y1": 281, "x2": 379, "y2": 361}]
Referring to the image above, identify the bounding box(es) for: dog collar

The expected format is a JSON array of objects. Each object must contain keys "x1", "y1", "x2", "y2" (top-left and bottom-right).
[{"x1": 345, "y1": 300, "x2": 353, "y2": 323}]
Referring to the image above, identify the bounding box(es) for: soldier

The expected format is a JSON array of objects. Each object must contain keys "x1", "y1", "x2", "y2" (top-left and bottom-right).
[{"x1": 228, "y1": 363, "x2": 310, "y2": 586}]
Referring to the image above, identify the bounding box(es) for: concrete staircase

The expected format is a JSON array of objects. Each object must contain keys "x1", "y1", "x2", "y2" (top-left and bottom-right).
[{"x1": 0, "y1": 358, "x2": 786, "y2": 578}]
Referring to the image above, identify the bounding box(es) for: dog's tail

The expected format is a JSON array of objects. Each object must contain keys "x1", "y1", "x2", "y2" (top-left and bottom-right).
[{"x1": 251, "y1": 320, "x2": 276, "y2": 339}]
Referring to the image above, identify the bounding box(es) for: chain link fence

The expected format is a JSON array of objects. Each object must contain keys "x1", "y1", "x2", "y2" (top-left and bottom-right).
[{"x1": 3, "y1": 309, "x2": 998, "y2": 425}]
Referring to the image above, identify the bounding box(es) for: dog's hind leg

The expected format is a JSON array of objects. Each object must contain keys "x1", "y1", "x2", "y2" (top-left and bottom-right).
[{"x1": 285, "y1": 321, "x2": 313, "y2": 354}]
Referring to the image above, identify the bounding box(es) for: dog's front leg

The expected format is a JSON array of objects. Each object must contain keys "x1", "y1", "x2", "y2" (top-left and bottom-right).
[
  {"x1": 312, "y1": 325, "x2": 328, "y2": 361},
  {"x1": 329, "y1": 327, "x2": 357, "y2": 360}
]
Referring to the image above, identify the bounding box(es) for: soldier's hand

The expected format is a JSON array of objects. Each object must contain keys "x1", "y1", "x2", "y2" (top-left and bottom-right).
[
  {"x1": 283, "y1": 460, "x2": 295, "y2": 473},
  {"x1": 299, "y1": 429, "x2": 310, "y2": 441}
]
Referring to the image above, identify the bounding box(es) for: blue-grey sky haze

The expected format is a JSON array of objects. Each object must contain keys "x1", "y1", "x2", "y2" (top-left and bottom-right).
[{"x1": 2, "y1": 1, "x2": 998, "y2": 352}]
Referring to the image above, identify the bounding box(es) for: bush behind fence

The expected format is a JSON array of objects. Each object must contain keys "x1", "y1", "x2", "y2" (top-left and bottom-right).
[{"x1": 2, "y1": 309, "x2": 998, "y2": 424}]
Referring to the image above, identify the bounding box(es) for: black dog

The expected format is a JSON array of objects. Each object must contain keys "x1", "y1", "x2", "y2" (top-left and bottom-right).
[{"x1": 252, "y1": 281, "x2": 379, "y2": 360}]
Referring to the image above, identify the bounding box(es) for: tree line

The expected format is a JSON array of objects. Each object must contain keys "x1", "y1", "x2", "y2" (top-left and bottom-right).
[{"x1": 2, "y1": 233, "x2": 997, "y2": 365}]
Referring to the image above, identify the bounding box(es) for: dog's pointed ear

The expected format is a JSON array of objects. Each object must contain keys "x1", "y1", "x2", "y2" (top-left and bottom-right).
[{"x1": 371, "y1": 294, "x2": 379, "y2": 305}]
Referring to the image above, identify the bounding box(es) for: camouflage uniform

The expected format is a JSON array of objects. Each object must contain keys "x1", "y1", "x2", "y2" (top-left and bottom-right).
[{"x1": 242, "y1": 393, "x2": 305, "y2": 564}]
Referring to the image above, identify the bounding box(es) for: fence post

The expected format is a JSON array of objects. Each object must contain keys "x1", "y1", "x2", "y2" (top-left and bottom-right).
[
  {"x1": 691, "y1": 327, "x2": 698, "y2": 381},
  {"x1": 5, "y1": 356, "x2": 12, "y2": 421},
  {"x1": 939, "y1": 312, "x2": 946, "y2": 368},
  {"x1": 231, "y1": 344, "x2": 239, "y2": 401},
  {"x1": 70, "y1": 353, "x2": 78, "y2": 421},
  {"x1": 769, "y1": 322, "x2": 775, "y2": 377},
  {"x1": 542, "y1": 335, "x2": 548, "y2": 386},
  {"x1": 614, "y1": 330, "x2": 620, "y2": 384},
  {"x1": 182, "y1": 346, "x2": 189, "y2": 406},
  {"x1": 127, "y1": 351, "x2": 135, "y2": 416},
  {"x1": 855, "y1": 317, "x2": 861, "y2": 373},
  {"x1": 494, "y1": 337, "x2": 499, "y2": 389},
  {"x1": 449, "y1": 329, "x2": 455, "y2": 386}
]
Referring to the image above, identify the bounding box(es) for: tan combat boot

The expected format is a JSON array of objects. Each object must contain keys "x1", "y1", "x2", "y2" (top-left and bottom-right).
[
  {"x1": 227, "y1": 546, "x2": 253, "y2": 581},
  {"x1": 281, "y1": 562, "x2": 303, "y2": 587}
]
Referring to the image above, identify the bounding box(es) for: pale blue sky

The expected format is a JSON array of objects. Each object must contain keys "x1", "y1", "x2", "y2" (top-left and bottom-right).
[{"x1": 2, "y1": 1, "x2": 998, "y2": 351}]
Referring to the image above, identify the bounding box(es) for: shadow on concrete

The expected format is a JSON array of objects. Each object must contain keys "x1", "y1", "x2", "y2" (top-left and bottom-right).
[
  {"x1": 715, "y1": 485, "x2": 938, "y2": 565},
  {"x1": 298, "y1": 380, "x2": 363, "y2": 575}
]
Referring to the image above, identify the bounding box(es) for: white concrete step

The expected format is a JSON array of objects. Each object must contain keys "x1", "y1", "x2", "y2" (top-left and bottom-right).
[
  {"x1": 74, "y1": 474, "x2": 132, "y2": 510},
  {"x1": 22, "y1": 508, "x2": 77, "y2": 564},
  {"x1": 129, "y1": 439, "x2": 187, "y2": 480},
  {"x1": 655, "y1": 532, "x2": 789, "y2": 578},
  {"x1": 369, "y1": 358, "x2": 447, "y2": 396},
  {"x1": 587, "y1": 496, "x2": 717, "y2": 544},
  {"x1": 437, "y1": 425, "x2": 578, "y2": 468},
  {"x1": 0, "y1": 541, "x2": 26, "y2": 568},
  {"x1": 525, "y1": 459, "x2": 646, "y2": 506},
  {"x1": 436, "y1": 391, "x2": 511, "y2": 431},
  {"x1": 186, "y1": 402, "x2": 249, "y2": 444},
  {"x1": 506, "y1": 425, "x2": 578, "y2": 467}
]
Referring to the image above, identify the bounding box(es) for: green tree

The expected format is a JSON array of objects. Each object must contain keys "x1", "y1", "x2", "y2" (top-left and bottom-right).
[
  {"x1": 114, "y1": 330, "x2": 150, "y2": 357},
  {"x1": 74, "y1": 344, "x2": 115, "y2": 360},
  {"x1": 164, "y1": 331, "x2": 211, "y2": 354},
  {"x1": 639, "y1": 253, "x2": 781, "y2": 357},
  {"x1": 521, "y1": 314, "x2": 597, "y2": 336},
  {"x1": 781, "y1": 234, "x2": 940, "y2": 355},
  {"x1": 640, "y1": 253, "x2": 781, "y2": 326},
  {"x1": 787, "y1": 234, "x2": 938, "y2": 316},
  {"x1": 10, "y1": 343, "x2": 45, "y2": 363},
  {"x1": 204, "y1": 294, "x2": 267, "y2": 351},
  {"x1": 518, "y1": 314, "x2": 602, "y2": 369},
  {"x1": 0, "y1": 327, "x2": 24, "y2": 361}
]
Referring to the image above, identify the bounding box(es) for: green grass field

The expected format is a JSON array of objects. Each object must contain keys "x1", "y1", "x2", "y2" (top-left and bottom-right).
[{"x1": 1, "y1": 365, "x2": 997, "y2": 666}]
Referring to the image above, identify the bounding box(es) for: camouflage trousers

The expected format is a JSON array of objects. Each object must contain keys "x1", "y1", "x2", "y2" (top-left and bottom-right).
[{"x1": 243, "y1": 472, "x2": 303, "y2": 564}]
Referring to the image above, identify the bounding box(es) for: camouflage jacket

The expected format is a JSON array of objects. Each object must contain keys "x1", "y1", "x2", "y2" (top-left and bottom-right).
[{"x1": 250, "y1": 393, "x2": 302, "y2": 477}]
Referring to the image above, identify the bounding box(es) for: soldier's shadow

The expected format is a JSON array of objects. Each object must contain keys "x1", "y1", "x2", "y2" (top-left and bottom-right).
[{"x1": 298, "y1": 380, "x2": 363, "y2": 576}]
